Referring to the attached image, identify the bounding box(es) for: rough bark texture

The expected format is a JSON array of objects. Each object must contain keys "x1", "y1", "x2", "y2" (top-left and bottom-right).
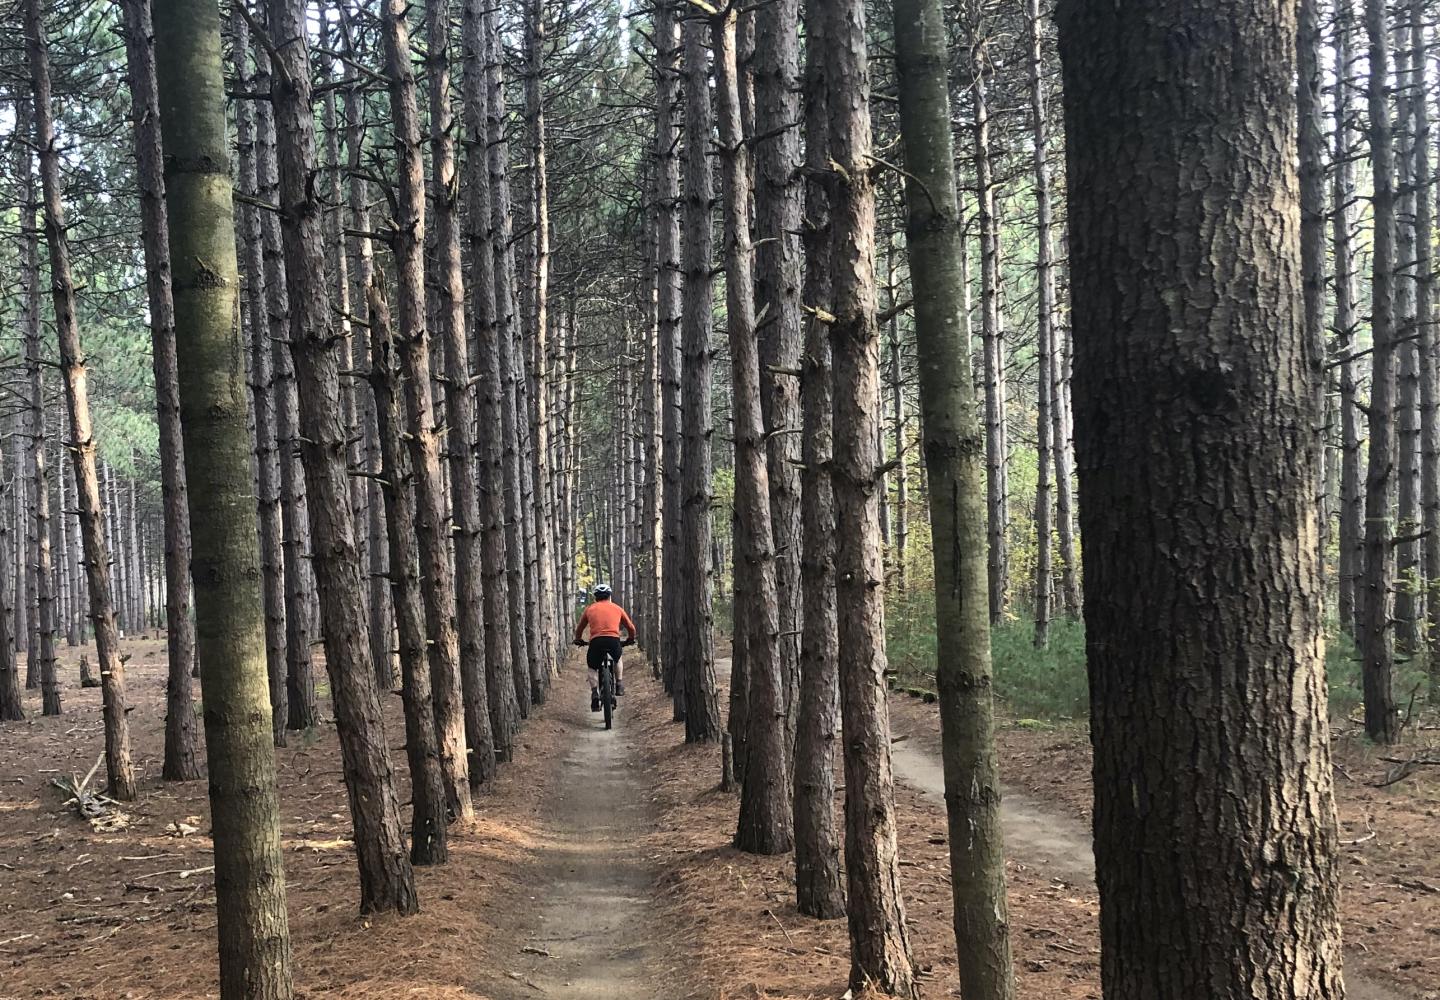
[
  {"x1": 715, "y1": 9, "x2": 791, "y2": 856},
  {"x1": 680, "y1": 18, "x2": 722, "y2": 744},
  {"x1": 753, "y1": 0, "x2": 804, "y2": 761},
  {"x1": 793, "y1": 0, "x2": 844, "y2": 920},
  {"x1": 337, "y1": 2, "x2": 395, "y2": 696},
  {"x1": 1056, "y1": 2, "x2": 1348, "y2": 997},
  {"x1": 893, "y1": 0, "x2": 1016, "y2": 991},
  {"x1": 152, "y1": 0, "x2": 295, "y2": 992},
  {"x1": 254, "y1": 36, "x2": 317, "y2": 734},
  {"x1": 966, "y1": 15, "x2": 1009, "y2": 627},
  {"x1": 233, "y1": 11, "x2": 288, "y2": 747},
  {"x1": 368, "y1": 282, "x2": 449, "y2": 866},
  {"x1": 824, "y1": 0, "x2": 916, "y2": 991},
  {"x1": 523, "y1": 0, "x2": 560, "y2": 690},
  {"x1": 461, "y1": 0, "x2": 523, "y2": 760},
  {"x1": 121, "y1": 0, "x2": 200, "y2": 779},
  {"x1": 268, "y1": 0, "x2": 417, "y2": 914},
  {"x1": 654, "y1": 0, "x2": 685, "y2": 718},
  {"x1": 1358, "y1": 0, "x2": 1401, "y2": 743},
  {"x1": 26, "y1": 0, "x2": 135, "y2": 798},
  {"x1": 1333, "y1": 0, "x2": 1362, "y2": 636},
  {"x1": 485, "y1": 2, "x2": 537, "y2": 720},
  {"x1": 383, "y1": 0, "x2": 483, "y2": 813},
  {"x1": 0, "y1": 442, "x2": 22, "y2": 720}
]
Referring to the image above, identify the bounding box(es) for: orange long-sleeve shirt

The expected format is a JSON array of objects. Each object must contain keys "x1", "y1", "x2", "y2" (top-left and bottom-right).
[{"x1": 574, "y1": 600, "x2": 636, "y2": 641}]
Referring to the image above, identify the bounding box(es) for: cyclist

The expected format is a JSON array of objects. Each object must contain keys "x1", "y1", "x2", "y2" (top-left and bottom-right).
[{"x1": 572, "y1": 583, "x2": 638, "y2": 713}]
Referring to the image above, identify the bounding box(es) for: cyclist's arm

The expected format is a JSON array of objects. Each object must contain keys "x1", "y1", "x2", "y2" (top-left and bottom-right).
[
  {"x1": 621, "y1": 609, "x2": 638, "y2": 645},
  {"x1": 572, "y1": 608, "x2": 589, "y2": 644}
]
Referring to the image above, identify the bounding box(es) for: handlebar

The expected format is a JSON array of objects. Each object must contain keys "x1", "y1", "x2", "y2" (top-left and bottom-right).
[{"x1": 573, "y1": 638, "x2": 637, "y2": 647}]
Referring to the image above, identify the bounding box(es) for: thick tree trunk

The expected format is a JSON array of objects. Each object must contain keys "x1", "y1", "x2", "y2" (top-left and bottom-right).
[
  {"x1": 461, "y1": 0, "x2": 523, "y2": 759},
  {"x1": 1056, "y1": 1, "x2": 1348, "y2": 996},
  {"x1": 381, "y1": 0, "x2": 482, "y2": 814},
  {"x1": 152, "y1": 4, "x2": 295, "y2": 992},
  {"x1": 267, "y1": 0, "x2": 418, "y2": 914},
  {"x1": 793, "y1": 0, "x2": 844, "y2": 919},
  {"x1": 824, "y1": 0, "x2": 916, "y2": 991},
  {"x1": 680, "y1": 17, "x2": 722, "y2": 744},
  {"x1": 254, "y1": 35, "x2": 317, "y2": 734},
  {"x1": 26, "y1": 0, "x2": 135, "y2": 798},
  {"x1": 368, "y1": 282, "x2": 449, "y2": 866},
  {"x1": 120, "y1": 0, "x2": 199, "y2": 779},
  {"x1": 1334, "y1": 0, "x2": 1363, "y2": 636},
  {"x1": 714, "y1": 8, "x2": 791, "y2": 855},
  {"x1": 893, "y1": 0, "x2": 1016, "y2": 991},
  {"x1": 1359, "y1": 0, "x2": 1402, "y2": 744}
]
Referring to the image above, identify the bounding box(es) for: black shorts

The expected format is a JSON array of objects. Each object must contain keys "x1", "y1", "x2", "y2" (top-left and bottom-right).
[{"x1": 586, "y1": 636, "x2": 623, "y2": 674}]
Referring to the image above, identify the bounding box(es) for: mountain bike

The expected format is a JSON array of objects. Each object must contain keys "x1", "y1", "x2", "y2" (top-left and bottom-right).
[{"x1": 575, "y1": 637, "x2": 634, "y2": 730}]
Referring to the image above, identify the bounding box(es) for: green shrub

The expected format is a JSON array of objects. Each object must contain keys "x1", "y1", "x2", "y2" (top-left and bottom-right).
[{"x1": 886, "y1": 589, "x2": 1409, "y2": 725}]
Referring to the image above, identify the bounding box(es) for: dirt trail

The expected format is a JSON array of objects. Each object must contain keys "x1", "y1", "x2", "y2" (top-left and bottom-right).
[
  {"x1": 889, "y1": 733, "x2": 1411, "y2": 1000},
  {"x1": 498, "y1": 671, "x2": 662, "y2": 1000}
]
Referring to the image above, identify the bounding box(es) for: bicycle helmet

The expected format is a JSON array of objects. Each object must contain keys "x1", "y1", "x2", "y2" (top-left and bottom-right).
[{"x1": 593, "y1": 582, "x2": 613, "y2": 599}]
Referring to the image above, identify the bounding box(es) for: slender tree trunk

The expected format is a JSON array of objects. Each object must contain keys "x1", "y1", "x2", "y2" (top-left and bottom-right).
[
  {"x1": 680, "y1": 16, "x2": 722, "y2": 743},
  {"x1": 25, "y1": 0, "x2": 135, "y2": 797},
  {"x1": 1418, "y1": 2, "x2": 1440, "y2": 697},
  {"x1": 152, "y1": 4, "x2": 295, "y2": 992},
  {"x1": 714, "y1": 7, "x2": 791, "y2": 854},
  {"x1": 654, "y1": 0, "x2": 685, "y2": 719},
  {"x1": 254, "y1": 34, "x2": 317, "y2": 734},
  {"x1": 1360, "y1": 0, "x2": 1402, "y2": 744},
  {"x1": 16, "y1": 95, "x2": 39, "y2": 691},
  {"x1": 58, "y1": 455, "x2": 77, "y2": 647},
  {"x1": 0, "y1": 446, "x2": 21, "y2": 720},
  {"x1": 1334, "y1": 0, "x2": 1363, "y2": 636},
  {"x1": 424, "y1": 0, "x2": 499, "y2": 787},
  {"x1": 267, "y1": 0, "x2": 419, "y2": 913},
  {"x1": 382, "y1": 0, "x2": 482, "y2": 813},
  {"x1": 486, "y1": 2, "x2": 537, "y2": 719},
  {"x1": 233, "y1": 10, "x2": 288, "y2": 746},
  {"x1": 893, "y1": 0, "x2": 1016, "y2": 990},
  {"x1": 23, "y1": 138, "x2": 58, "y2": 718},
  {"x1": 825, "y1": 0, "x2": 916, "y2": 990},
  {"x1": 753, "y1": 0, "x2": 804, "y2": 761},
  {"x1": 120, "y1": 0, "x2": 199, "y2": 779},
  {"x1": 335, "y1": 5, "x2": 395, "y2": 695},
  {"x1": 1029, "y1": 0, "x2": 1055, "y2": 650},
  {"x1": 793, "y1": 0, "x2": 844, "y2": 918},
  {"x1": 368, "y1": 282, "x2": 449, "y2": 865},
  {"x1": 967, "y1": 17, "x2": 1009, "y2": 627},
  {"x1": 524, "y1": 0, "x2": 560, "y2": 690},
  {"x1": 1394, "y1": 10, "x2": 1423, "y2": 653},
  {"x1": 461, "y1": 0, "x2": 523, "y2": 759},
  {"x1": 1056, "y1": 2, "x2": 1348, "y2": 996}
]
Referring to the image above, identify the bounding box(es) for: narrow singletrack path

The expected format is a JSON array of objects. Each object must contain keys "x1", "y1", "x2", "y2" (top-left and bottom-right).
[{"x1": 500, "y1": 666, "x2": 661, "y2": 999}]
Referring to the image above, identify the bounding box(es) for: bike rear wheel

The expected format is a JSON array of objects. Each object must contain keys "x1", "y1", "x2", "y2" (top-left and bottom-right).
[{"x1": 601, "y1": 661, "x2": 615, "y2": 730}]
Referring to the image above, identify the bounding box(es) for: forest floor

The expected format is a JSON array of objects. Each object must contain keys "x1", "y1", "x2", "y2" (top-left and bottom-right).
[{"x1": 3, "y1": 636, "x2": 1437, "y2": 998}]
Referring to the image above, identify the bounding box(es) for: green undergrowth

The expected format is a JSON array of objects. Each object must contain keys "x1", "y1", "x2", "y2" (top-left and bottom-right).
[{"x1": 885, "y1": 589, "x2": 1423, "y2": 726}]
